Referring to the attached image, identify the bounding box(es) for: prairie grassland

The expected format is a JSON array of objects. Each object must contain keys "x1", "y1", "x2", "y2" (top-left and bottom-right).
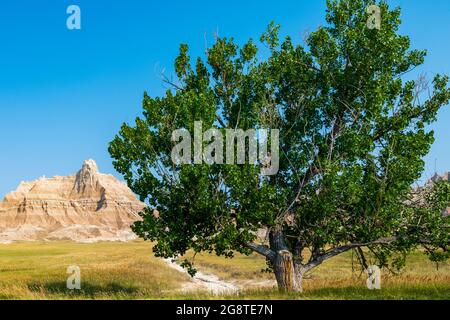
[
  {"x1": 0, "y1": 240, "x2": 448, "y2": 300},
  {"x1": 0, "y1": 240, "x2": 187, "y2": 299},
  {"x1": 184, "y1": 249, "x2": 450, "y2": 299}
]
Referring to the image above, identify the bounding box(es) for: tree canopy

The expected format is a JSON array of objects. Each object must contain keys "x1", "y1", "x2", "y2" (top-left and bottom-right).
[{"x1": 109, "y1": 0, "x2": 450, "y2": 292}]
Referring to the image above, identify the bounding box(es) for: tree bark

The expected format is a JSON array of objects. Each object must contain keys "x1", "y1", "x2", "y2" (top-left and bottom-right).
[
  {"x1": 267, "y1": 226, "x2": 308, "y2": 292},
  {"x1": 273, "y1": 250, "x2": 303, "y2": 292},
  {"x1": 294, "y1": 263, "x2": 305, "y2": 293}
]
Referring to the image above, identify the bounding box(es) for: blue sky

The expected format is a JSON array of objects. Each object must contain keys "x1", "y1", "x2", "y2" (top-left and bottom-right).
[{"x1": 0, "y1": 0, "x2": 449, "y2": 198}]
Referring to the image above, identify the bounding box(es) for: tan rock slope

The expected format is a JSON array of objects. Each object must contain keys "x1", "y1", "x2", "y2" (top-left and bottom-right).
[
  {"x1": 410, "y1": 172, "x2": 450, "y2": 217},
  {"x1": 429, "y1": 172, "x2": 450, "y2": 216},
  {"x1": 0, "y1": 160, "x2": 145, "y2": 243}
]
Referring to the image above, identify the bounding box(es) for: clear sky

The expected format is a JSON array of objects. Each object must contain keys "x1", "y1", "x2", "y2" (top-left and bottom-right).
[{"x1": 0, "y1": 0, "x2": 449, "y2": 198}]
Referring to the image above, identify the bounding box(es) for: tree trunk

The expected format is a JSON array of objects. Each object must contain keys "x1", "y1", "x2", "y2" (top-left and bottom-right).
[
  {"x1": 295, "y1": 266, "x2": 305, "y2": 293},
  {"x1": 269, "y1": 226, "x2": 305, "y2": 293},
  {"x1": 273, "y1": 250, "x2": 303, "y2": 292}
]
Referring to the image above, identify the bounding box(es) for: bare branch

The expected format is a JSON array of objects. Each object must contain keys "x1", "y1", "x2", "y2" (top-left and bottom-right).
[
  {"x1": 306, "y1": 236, "x2": 448, "y2": 271},
  {"x1": 306, "y1": 237, "x2": 397, "y2": 270},
  {"x1": 216, "y1": 115, "x2": 226, "y2": 128},
  {"x1": 245, "y1": 242, "x2": 276, "y2": 261}
]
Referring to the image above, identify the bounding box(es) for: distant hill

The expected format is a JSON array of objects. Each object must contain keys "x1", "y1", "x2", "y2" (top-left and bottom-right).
[
  {"x1": 426, "y1": 171, "x2": 450, "y2": 216},
  {"x1": 428, "y1": 172, "x2": 450, "y2": 185},
  {"x1": 0, "y1": 160, "x2": 144, "y2": 243}
]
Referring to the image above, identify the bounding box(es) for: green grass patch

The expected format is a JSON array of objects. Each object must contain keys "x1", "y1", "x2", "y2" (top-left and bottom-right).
[{"x1": 0, "y1": 241, "x2": 448, "y2": 299}]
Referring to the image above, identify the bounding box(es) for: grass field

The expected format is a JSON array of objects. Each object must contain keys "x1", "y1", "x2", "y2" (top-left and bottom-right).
[{"x1": 0, "y1": 240, "x2": 449, "y2": 300}]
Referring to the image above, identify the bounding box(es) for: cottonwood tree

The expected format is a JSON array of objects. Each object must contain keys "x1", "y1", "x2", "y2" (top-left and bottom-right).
[{"x1": 109, "y1": 0, "x2": 450, "y2": 292}]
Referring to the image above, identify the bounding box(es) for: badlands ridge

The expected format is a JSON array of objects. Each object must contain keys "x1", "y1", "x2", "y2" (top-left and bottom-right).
[{"x1": 0, "y1": 160, "x2": 144, "y2": 243}]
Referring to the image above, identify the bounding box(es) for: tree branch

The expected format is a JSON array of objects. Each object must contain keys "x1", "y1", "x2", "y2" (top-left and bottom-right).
[
  {"x1": 281, "y1": 165, "x2": 320, "y2": 218},
  {"x1": 306, "y1": 237, "x2": 397, "y2": 270},
  {"x1": 245, "y1": 242, "x2": 276, "y2": 261},
  {"x1": 216, "y1": 115, "x2": 226, "y2": 128},
  {"x1": 306, "y1": 236, "x2": 448, "y2": 271}
]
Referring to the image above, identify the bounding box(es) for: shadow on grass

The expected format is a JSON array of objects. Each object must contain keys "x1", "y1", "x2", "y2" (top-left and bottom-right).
[
  {"x1": 27, "y1": 281, "x2": 138, "y2": 298},
  {"x1": 304, "y1": 285, "x2": 450, "y2": 300},
  {"x1": 200, "y1": 285, "x2": 450, "y2": 300}
]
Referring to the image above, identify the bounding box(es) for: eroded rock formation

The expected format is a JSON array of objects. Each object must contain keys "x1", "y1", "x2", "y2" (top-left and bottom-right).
[{"x1": 0, "y1": 160, "x2": 145, "y2": 243}]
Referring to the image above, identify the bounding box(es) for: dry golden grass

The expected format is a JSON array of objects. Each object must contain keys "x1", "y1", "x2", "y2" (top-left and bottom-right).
[
  {"x1": 183, "y1": 248, "x2": 450, "y2": 299},
  {"x1": 0, "y1": 240, "x2": 448, "y2": 299},
  {"x1": 0, "y1": 240, "x2": 188, "y2": 299}
]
